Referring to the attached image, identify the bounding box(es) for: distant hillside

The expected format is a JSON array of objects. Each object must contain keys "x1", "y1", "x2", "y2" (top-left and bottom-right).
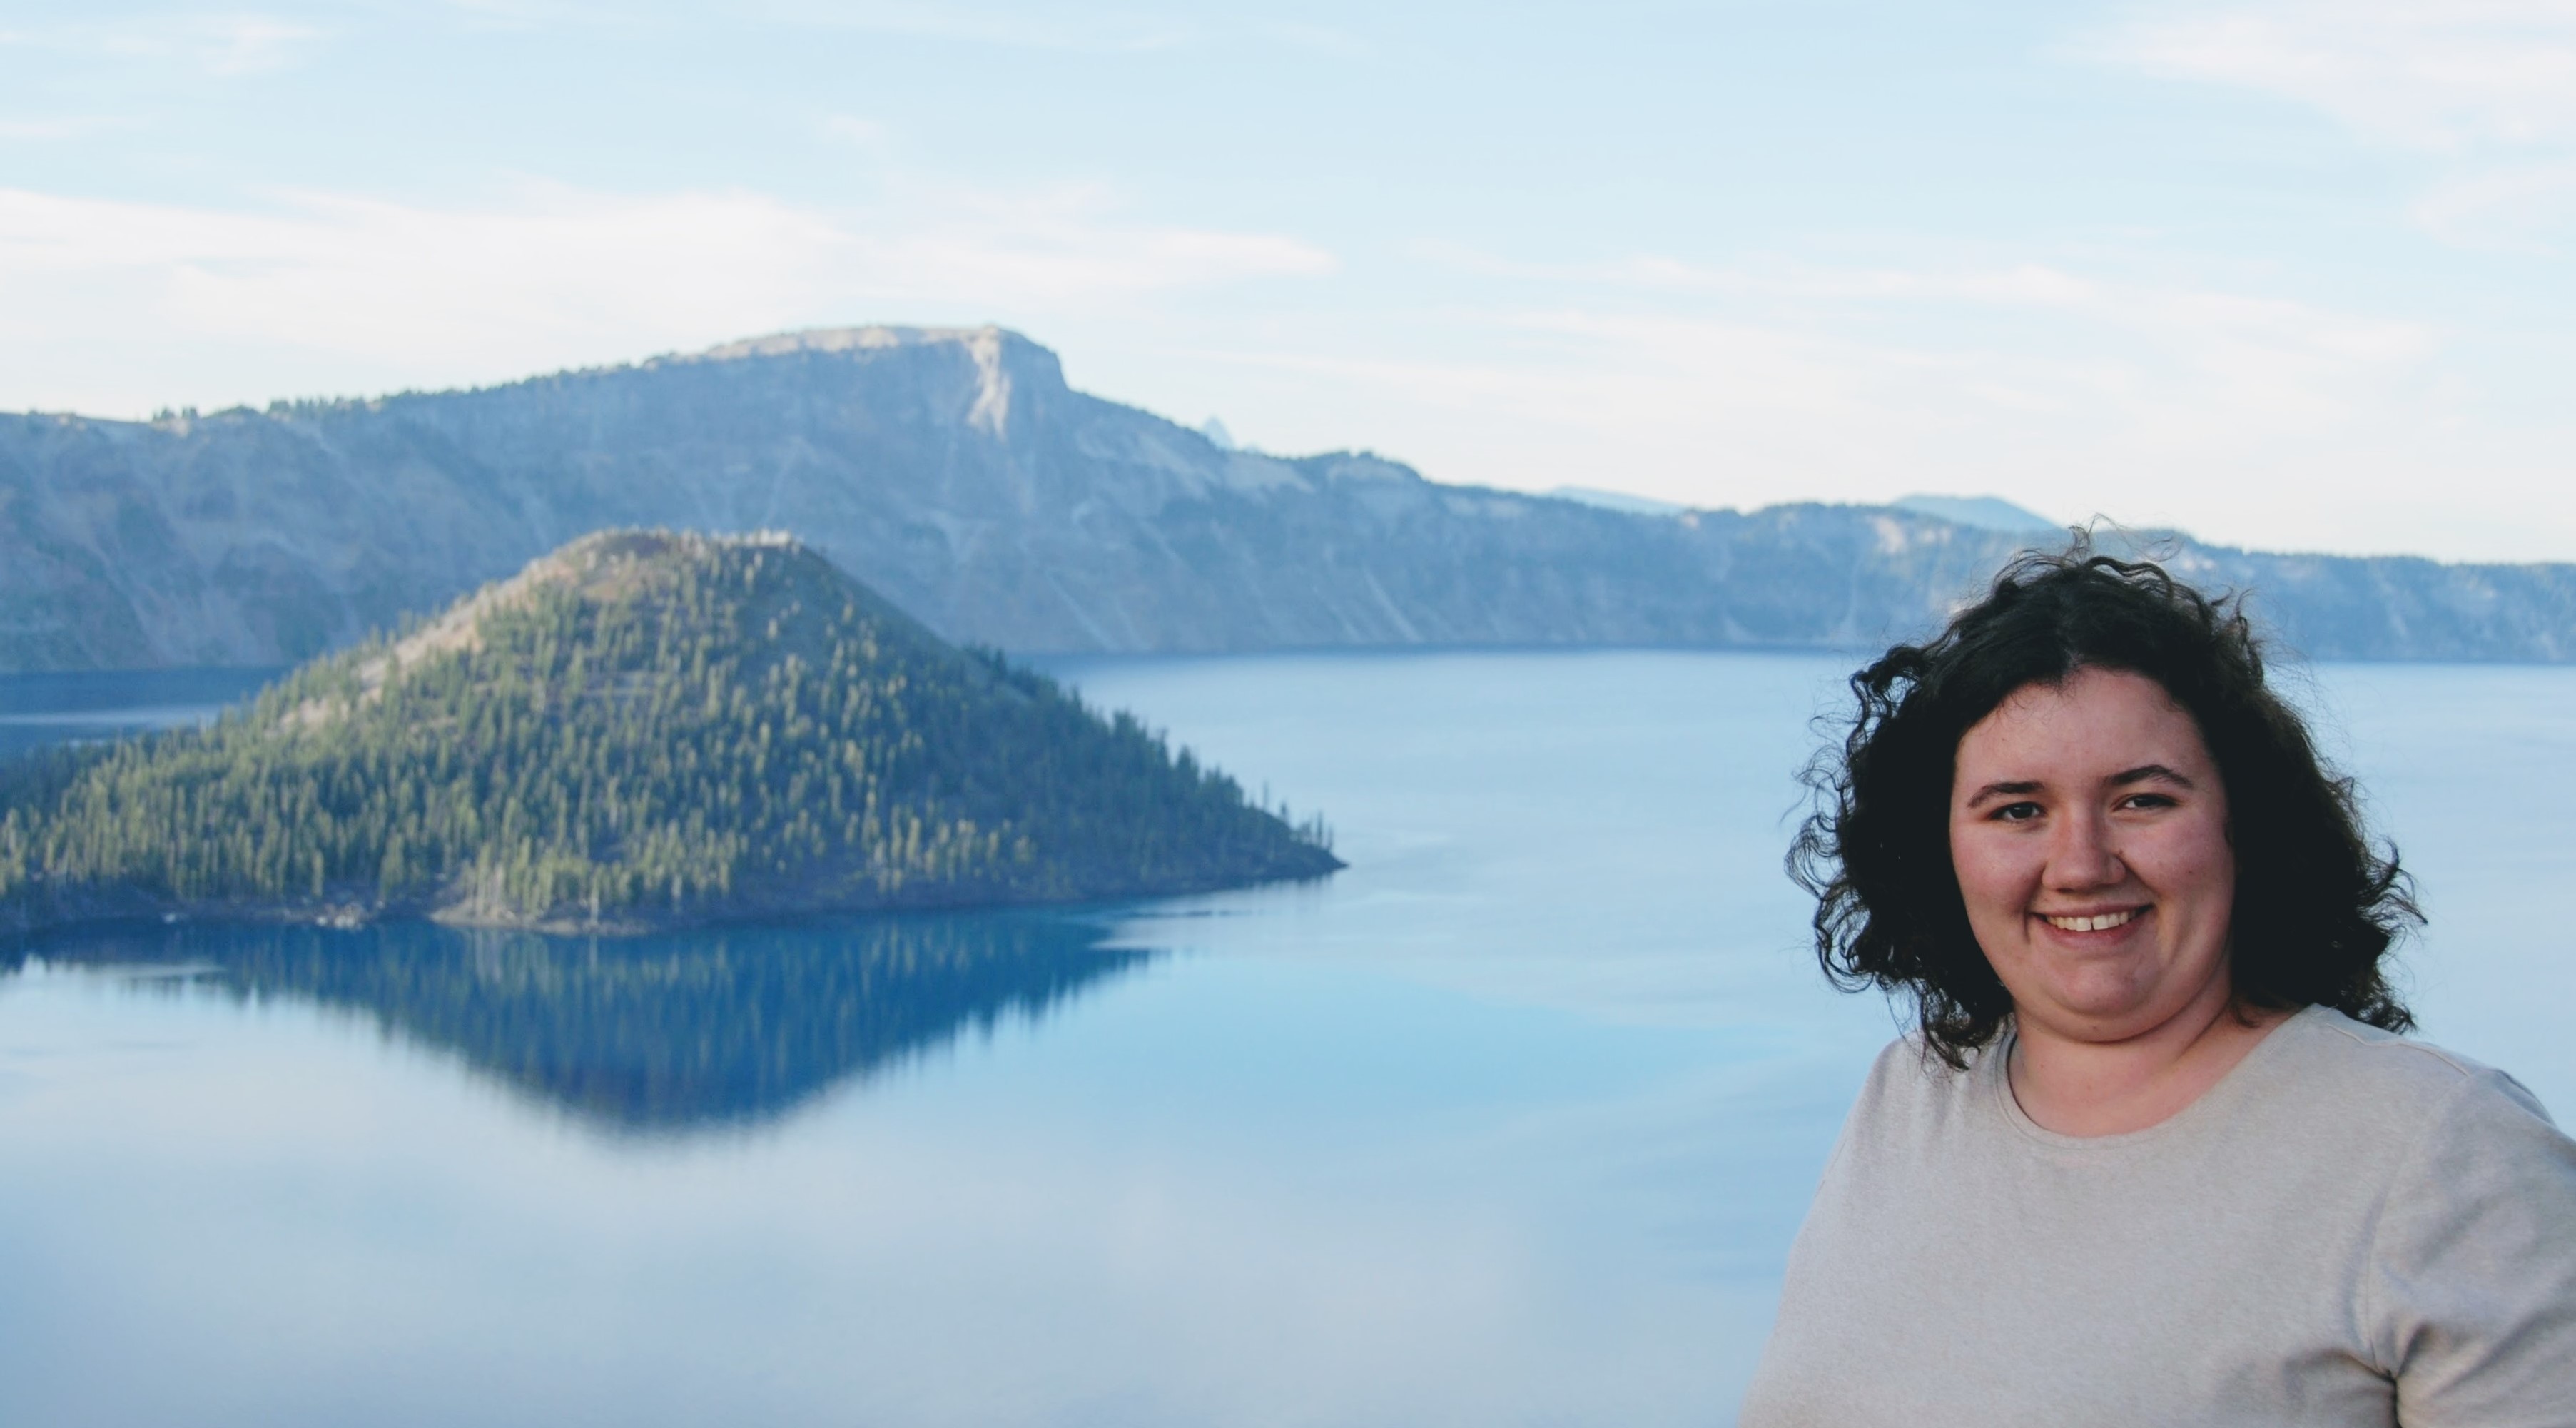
[
  {"x1": 4, "y1": 325, "x2": 2575, "y2": 665},
  {"x1": 0, "y1": 530, "x2": 1339, "y2": 936}
]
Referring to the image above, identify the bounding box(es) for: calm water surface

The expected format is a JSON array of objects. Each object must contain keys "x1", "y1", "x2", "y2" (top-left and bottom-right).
[
  {"x1": 1, "y1": 652, "x2": 2570, "y2": 1427},
  {"x1": 0, "y1": 667, "x2": 279, "y2": 761}
]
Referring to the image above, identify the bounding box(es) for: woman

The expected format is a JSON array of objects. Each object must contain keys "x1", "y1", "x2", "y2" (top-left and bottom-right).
[{"x1": 1740, "y1": 549, "x2": 2576, "y2": 1424}]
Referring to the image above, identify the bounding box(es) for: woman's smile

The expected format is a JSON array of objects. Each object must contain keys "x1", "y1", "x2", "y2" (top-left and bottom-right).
[{"x1": 2039, "y1": 907, "x2": 2142, "y2": 934}]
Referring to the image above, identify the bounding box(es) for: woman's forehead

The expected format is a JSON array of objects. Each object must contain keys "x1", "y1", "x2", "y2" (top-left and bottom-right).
[{"x1": 1957, "y1": 667, "x2": 2211, "y2": 768}]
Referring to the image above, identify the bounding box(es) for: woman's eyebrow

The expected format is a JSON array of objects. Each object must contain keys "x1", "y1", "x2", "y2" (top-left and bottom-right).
[
  {"x1": 1963, "y1": 779, "x2": 2043, "y2": 806},
  {"x1": 2110, "y1": 763, "x2": 2195, "y2": 789}
]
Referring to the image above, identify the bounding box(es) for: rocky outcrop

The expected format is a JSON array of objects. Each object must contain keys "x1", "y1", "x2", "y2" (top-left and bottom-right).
[{"x1": 3, "y1": 325, "x2": 2571, "y2": 667}]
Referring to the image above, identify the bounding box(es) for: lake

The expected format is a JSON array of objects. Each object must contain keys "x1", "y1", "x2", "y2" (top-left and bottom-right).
[{"x1": 4, "y1": 651, "x2": 2573, "y2": 1427}]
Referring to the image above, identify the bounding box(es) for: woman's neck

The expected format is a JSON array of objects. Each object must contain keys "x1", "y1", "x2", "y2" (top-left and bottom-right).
[{"x1": 2005, "y1": 985, "x2": 2294, "y2": 1138}]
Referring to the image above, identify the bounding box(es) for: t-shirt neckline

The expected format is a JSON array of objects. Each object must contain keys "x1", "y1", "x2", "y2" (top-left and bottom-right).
[{"x1": 1984, "y1": 1003, "x2": 2323, "y2": 1151}]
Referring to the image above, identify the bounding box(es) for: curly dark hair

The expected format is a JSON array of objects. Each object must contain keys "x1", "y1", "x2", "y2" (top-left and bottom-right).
[{"x1": 1788, "y1": 543, "x2": 2420, "y2": 1066}]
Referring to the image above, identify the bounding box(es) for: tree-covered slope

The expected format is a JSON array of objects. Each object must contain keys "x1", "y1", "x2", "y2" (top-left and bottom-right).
[{"x1": 0, "y1": 530, "x2": 1339, "y2": 933}]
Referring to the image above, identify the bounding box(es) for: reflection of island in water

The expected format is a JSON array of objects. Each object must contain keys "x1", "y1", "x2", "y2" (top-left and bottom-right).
[{"x1": 7, "y1": 912, "x2": 1153, "y2": 1133}]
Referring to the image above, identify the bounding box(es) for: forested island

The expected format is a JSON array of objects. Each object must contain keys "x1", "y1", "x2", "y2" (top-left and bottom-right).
[{"x1": 0, "y1": 530, "x2": 1339, "y2": 936}]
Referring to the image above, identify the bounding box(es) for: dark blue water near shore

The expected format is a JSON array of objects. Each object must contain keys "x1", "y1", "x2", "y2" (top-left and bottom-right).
[
  {"x1": 1, "y1": 652, "x2": 2569, "y2": 1426},
  {"x1": 0, "y1": 666, "x2": 278, "y2": 760}
]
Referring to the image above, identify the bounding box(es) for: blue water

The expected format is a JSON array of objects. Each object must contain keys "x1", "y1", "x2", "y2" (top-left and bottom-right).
[
  {"x1": 1, "y1": 652, "x2": 2570, "y2": 1427},
  {"x1": 0, "y1": 667, "x2": 279, "y2": 761}
]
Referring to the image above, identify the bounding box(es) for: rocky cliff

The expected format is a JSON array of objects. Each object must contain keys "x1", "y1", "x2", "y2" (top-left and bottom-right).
[{"x1": 4, "y1": 325, "x2": 2571, "y2": 667}]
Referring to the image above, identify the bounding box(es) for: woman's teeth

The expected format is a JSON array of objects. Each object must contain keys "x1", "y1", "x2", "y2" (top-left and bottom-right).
[{"x1": 2045, "y1": 910, "x2": 2137, "y2": 932}]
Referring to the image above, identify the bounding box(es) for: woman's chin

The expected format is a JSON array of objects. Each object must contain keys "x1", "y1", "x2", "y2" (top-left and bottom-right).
[
  {"x1": 2023, "y1": 978, "x2": 2227, "y2": 1044},
  {"x1": 2016, "y1": 967, "x2": 2184, "y2": 1037}
]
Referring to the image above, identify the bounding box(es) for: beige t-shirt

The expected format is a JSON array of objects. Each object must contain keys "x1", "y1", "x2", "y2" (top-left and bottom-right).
[{"x1": 1740, "y1": 1006, "x2": 2576, "y2": 1427}]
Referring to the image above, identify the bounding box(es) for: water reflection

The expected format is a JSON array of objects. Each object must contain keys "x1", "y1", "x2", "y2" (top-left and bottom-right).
[{"x1": 6, "y1": 912, "x2": 1152, "y2": 1133}]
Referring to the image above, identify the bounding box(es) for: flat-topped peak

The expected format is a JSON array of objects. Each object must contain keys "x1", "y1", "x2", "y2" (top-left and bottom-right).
[
  {"x1": 668, "y1": 327, "x2": 1068, "y2": 435},
  {"x1": 687, "y1": 325, "x2": 1042, "y2": 363}
]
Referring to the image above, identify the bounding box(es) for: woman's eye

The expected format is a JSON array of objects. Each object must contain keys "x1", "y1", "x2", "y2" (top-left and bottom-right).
[
  {"x1": 1992, "y1": 801, "x2": 2042, "y2": 823},
  {"x1": 2120, "y1": 793, "x2": 2177, "y2": 811}
]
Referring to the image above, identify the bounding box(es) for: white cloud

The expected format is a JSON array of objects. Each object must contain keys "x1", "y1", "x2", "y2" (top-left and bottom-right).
[
  {"x1": 747, "y1": 1, "x2": 1195, "y2": 53},
  {"x1": 11, "y1": 12, "x2": 329, "y2": 75},
  {"x1": 1401, "y1": 248, "x2": 2432, "y2": 421},
  {"x1": 1254, "y1": 20, "x2": 1376, "y2": 61},
  {"x1": 0, "y1": 180, "x2": 1334, "y2": 412},
  {"x1": 819, "y1": 113, "x2": 888, "y2": 148},
  {"x1": 1181, "y1": 247, "x2": 2539, "y2": 557},
  {"x1": 2104, "y1": 1, "x2": 2576, "y2": 152},
  {"x1": 2100, "y1": 4, "x2": 2576, "y2": 248},
  {"x1": 171, "y1": 14, "x2": 321, "y2": 74},
  {"x1": 437, "y1": 0, "x2": 593, "y2": 28},
  {"x1": 1402, "y1": 247, "x2": 2428, "y2": 390},
  {"x1": 2409, "y1": 158, "x2": 2576, "y2": 248},
  {"x1": 0, "y1": 115, "x2": 141, "y2": 141}
]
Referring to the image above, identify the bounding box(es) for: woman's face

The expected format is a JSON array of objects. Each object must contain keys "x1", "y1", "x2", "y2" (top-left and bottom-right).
[{"x1": 1948, "y1": 666, "x2": 2237, "y2": 1045}]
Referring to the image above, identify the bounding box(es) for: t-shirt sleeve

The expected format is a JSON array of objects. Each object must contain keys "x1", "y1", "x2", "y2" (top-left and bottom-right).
[{"x1": 2368, "y1": 1069, "x2": 2576, "y2": 1427}]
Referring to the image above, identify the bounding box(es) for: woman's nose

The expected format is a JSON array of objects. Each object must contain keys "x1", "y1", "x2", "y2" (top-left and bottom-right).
[{"x1": 2045, "y1": 810, "x2": 2125, "y2": 888}]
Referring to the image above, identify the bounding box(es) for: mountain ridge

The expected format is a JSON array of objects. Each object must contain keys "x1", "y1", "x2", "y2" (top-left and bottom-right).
[{"x1": 5, "y1": 325, "x2": 2573, "y2": 667}]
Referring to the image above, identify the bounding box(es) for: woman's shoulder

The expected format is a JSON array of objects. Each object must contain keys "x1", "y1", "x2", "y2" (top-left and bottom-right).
[
  {"x1": 2261, "y1": 1005, "x2": 2557, "y2": 1130},
  {"x1": 1839, "y1": 1031, "x2": 2005, "y2": 1138},
  {"x1": 2321, "y1": 1015, "x2": 2576, "y2": 1408}
]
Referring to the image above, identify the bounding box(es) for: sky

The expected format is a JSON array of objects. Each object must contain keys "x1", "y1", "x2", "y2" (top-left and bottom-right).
[{"x1": 4, "y1": 1, "x2": 2575, "y2": 561}]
